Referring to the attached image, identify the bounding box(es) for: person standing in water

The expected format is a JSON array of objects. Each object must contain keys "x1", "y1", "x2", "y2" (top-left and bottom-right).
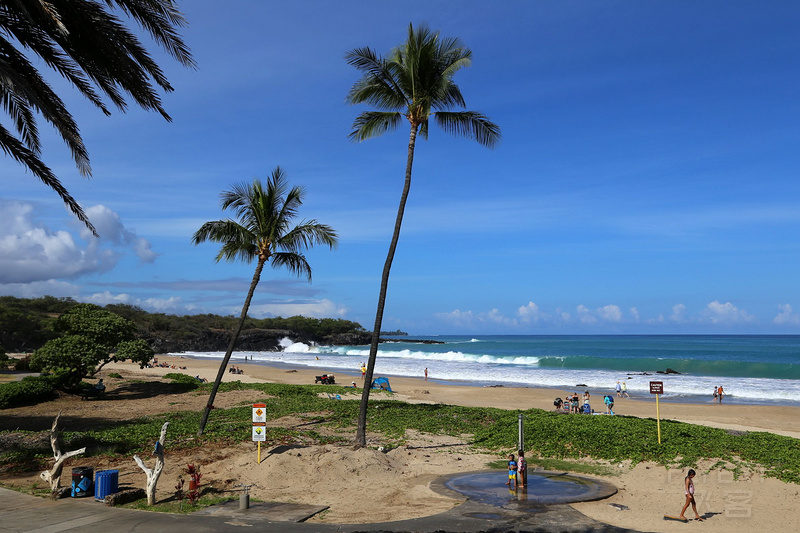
[
  {"x1": 678, "y1": 469, "x2": 704, "y2": 521},
  {"x1": 506, "y1": 454, "x2": 517, "y2": 488}
]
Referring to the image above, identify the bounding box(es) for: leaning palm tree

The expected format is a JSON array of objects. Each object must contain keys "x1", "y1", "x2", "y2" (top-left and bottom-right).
[
  {"x1": 346, "y1": 23, "x2": 500, "y2": 447},
  {"x1": 192, "y1": 166, "x2": 338, "y2": 435},
  {"x1": 0, "y1": 0, "x2": 195, "y2": 235}
]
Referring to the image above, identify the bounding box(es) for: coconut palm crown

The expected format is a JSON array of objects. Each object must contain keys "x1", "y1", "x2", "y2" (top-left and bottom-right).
[
  {"x1": 0, "y1": 0, "x2": 196, "y2": 235},
  {"x1": 193, "y1": 166, "x2": 338, "y2": 435},
  {"x1": 346, "y1": 23, "x2": 500, "y2": 446}
]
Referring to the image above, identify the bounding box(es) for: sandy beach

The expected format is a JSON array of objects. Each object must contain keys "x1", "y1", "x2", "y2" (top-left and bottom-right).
[{"x1": 2, "y1": 354, "x2": 799, "y2": 531}]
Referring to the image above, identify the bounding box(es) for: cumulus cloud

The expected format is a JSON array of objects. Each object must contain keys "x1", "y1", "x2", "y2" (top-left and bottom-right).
[
  {"x1": 85, "y1": 291, "x2": 192, "y2": 313},
  {"x1": 81, "y1": 205, "x2": 157, "y2": 263},
  {"x1": 0, "y1": 200, "x2": 157, "y2": 284},
  {"x1": 702, "y1": 301, "x2": 754, "y2": 324},
  {"x1": 597, "y1": 304, "x2": 622, "y2": 322},
  {"x1": 435, "y1": 309, "x2": 477, "y2": 328},
  {"x1": 0, "y1": 279, "x2": 80, "y2": 298},
  {"x1": 247, "y1": 299, "x2": 346, "y2": 318},
  {"x1": 670, "y1": 304, "x2": 687, "y2": 323},
  {"x1": 774, "y1": 303, "x2": 800, "y2": 325},
  {"x1": 576, "y1": 304, "x2": 596, "y2": 323},
  {"x1": 517, "y1": 301, "x2": 543, "y2": 323}
]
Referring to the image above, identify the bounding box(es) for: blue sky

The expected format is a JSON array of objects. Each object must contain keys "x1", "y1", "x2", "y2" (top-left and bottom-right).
[{"x1": 2, "y1": 1, "x2": 800, "y2": 335}]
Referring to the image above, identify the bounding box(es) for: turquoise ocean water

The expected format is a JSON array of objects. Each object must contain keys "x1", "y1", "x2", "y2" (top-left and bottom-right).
[{"x1": 176, "y1": 335, "x2": 800, "y2": 407}]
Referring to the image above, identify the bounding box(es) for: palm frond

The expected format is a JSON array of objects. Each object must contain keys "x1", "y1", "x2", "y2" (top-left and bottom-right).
[
  {"x1": 0, "y1": 123, "x2": 96, "y2": 235},
  {"x1": 270, "y1": 252, "x2": 312, "y2": 281},
  {"x1": 434, "y1": 111, "x2": 501, "y2": 148},
  {"x1": 349, "y1": 111, "x2": 403, "y2": 142}
]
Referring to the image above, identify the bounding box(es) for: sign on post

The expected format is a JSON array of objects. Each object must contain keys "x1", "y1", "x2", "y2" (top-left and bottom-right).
[
  {"x1": 252, "y1": 403, "x2": 267, "y2": 462},
  {"x1": 649, "y1": 382, "x2": 663, "y2": 443}
]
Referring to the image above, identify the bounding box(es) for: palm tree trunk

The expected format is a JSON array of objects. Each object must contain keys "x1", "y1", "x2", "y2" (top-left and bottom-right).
[
  {"x1": 198, "y1": 258, "x2": 266, "y2": 436},
  {"x1": 355, "y1": 123, "x2": 419, "y2": 446}
]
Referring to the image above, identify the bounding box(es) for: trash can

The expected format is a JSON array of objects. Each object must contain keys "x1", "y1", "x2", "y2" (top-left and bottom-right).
[
  {"x1": 71, "y1": 467, "x2": 93, "y2": 498},
  {"x1": 94, "y1": 470, "x2": 119, "y2": 500}
]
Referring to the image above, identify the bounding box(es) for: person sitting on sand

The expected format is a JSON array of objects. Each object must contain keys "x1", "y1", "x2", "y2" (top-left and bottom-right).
[{"x1": 678, "y1": 469, "x2": 704, "y2": 521}]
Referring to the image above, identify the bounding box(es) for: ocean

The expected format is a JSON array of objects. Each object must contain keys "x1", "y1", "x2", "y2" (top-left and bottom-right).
[{"x1": 172, "y1": 335, "x2": 800, "y2": 408}]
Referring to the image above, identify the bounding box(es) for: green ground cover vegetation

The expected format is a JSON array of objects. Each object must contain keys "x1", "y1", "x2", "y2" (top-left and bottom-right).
[{"x1": 2, "y1": 381, "x2": 798, "y2": 485}]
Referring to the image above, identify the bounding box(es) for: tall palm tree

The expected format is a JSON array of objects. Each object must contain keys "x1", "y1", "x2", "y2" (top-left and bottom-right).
[
  {"x1": 346, "y1": 23, "x2": 500, "y2": 447},
  {"x1": 192, "y1": 166, "x2": 338, "y2": 435},
  {"x1": 0, "y1": 0, "x2": 195, "y2": 235}
]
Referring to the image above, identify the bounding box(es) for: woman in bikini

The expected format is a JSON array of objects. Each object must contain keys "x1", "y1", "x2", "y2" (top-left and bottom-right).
[{"x1": 679, "y1": 469, "x2": 704, "y2": 521}]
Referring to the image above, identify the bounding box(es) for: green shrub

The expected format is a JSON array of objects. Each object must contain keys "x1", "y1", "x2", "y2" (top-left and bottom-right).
[
  {"x1": 108, "y1": 372, "x2": 123, "y2": 379},
  {"x1": 164, "y1": 372, "x2": 201, "y2": 390},
  {"x1": 0, "y1": 375, "x2": 57, "y2": 409}
]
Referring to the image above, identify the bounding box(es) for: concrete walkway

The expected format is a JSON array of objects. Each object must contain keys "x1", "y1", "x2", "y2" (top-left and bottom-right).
[{"x1": 0, "y1": 486, "x2": 644, "y2": 533}]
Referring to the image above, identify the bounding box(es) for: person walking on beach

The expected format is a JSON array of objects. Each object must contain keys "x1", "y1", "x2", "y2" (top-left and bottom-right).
[
  {"x1": 506, "y1": 454, "x2": 517, "y2": 488},
  {"x1": 424, "y1": 367, "x2": 428, "y2": 381},
  {"x1": 678, "y1": 469, "x2": 704, "y2": 521},
  {"x1": 621, "y1": 381, "x2": 630, "y2": 398},
  {"x1": 360, "y1": 363, "x2": 366, "y2": 380},
  {"x1": 615, "y1": 381, "x2": 622, "y2": 397},
  {"x1": 604, "y1": 394, "x2": 614, "y2": 415}
]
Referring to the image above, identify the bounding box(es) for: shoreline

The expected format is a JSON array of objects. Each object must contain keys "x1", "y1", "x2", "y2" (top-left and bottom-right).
[{"x1": 113, "y1": 354, "x2": 800, "y2": 439}]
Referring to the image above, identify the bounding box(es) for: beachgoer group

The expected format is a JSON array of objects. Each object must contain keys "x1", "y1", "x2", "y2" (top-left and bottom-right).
[{"x1": 713, "y1": 385, "x2": 724, "y2": 403}]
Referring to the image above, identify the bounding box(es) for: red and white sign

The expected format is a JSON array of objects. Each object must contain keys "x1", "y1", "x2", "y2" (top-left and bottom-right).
[{"x1": 252, "y1": 403, "x2": 266, "y2": 423}]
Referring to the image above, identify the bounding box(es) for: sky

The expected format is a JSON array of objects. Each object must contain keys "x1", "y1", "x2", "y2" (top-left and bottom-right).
[{"x1": 2, "y1": 1, "x2": 800, "y2": 335}]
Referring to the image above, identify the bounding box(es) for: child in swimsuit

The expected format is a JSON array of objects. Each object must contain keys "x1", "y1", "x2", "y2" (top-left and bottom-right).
[
  {"x1": 506, "y1": 454, "x2": 517, "y2": 488},
  {"x1": 679, "y1": 469, "x2": 704, "y2": 521}
]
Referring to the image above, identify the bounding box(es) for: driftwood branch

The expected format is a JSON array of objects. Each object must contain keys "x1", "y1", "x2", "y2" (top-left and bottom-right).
[
  {"x1": 40, "y1": 410, "x2": 86, "y2": 494},
  {"x1": 133, "y1": 421, "x2": 169, "y2": 505}
]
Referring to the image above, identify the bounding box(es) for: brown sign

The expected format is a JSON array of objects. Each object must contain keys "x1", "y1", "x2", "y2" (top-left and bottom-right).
[{"x1": 649, "y1": 381, "x2": 664, "y2": 394}]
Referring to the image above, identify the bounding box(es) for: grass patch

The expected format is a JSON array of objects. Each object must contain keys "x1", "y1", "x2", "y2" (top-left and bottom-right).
[{"x1": 2, "y1": 381, "x2": 799, "y2": 485}]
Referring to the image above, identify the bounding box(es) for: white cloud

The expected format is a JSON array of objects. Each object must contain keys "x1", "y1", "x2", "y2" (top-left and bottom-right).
[
  {"x1": 0, "y1": 279, "x2": 80, "y2": 298},
  {"x1": 248, "y1": 299, "x2": 346, "y2": 318},
  {"x1": 0, "y1": 200, "x2": 116, "y2": 283},
  {"x1": 0, "y1": 200, "x2": 157, "y2": 284},
  {"x1": 435, "y1": 309, "x2": 477, "y2": 328},
  {"x1": 517, "y1": 301, "x2": 543, "y2": 323},
  {"x1": 577, "y1": 304, "x2": 596, "y2": 323},
  {"x1": 702, "y1": 301, "x2": 755, "y2": 324},
  {"x1": 670, "y1": 304, "x2": 687, "y2": 323},
  {"x1": 630, "y1": 307, "x2": 640, "y2": 321},
  {"x1": 82, "y1": 205, "x2": 158, "y2": 263},
  {"x1": 84, "y1": 291, "x2": 198, "y2": 314},
  {"x1": 774, "y1": 303, "x2": 800, "y2": 325},
  {"x1": 597, "y1": 304, "x2": 622, "y2": 322}
]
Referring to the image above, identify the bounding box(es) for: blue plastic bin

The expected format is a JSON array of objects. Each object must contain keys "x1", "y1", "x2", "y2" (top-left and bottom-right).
[{"x1": 94, "y1": 469, "x2": 119, "y2": 500}]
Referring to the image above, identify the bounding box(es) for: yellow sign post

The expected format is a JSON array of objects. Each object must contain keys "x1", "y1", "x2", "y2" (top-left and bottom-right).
[
  {"x1": 649, "y1": 381, "x2": 663, "y2": 444},
  {"x1": 252, "y1": 403, "x2": 266, "y2": 463}
]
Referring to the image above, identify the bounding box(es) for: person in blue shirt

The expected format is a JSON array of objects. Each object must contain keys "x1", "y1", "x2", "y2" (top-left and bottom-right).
[{"x1": 506, "y1": 454, "x2": 517, "y2": 488}]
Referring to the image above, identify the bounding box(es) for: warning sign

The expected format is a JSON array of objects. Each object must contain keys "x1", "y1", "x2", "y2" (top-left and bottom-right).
[
  {"x1": 252, "y1": 403, "x2": 266, "y2": 423},
  {"x1": 252, "y1": 424, "x2": 266, "y2": 442}
]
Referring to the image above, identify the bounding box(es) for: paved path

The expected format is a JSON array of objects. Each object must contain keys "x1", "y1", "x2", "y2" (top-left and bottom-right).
[{"x1": 0, "y1": 486, "x2": 644, "y2": 533}]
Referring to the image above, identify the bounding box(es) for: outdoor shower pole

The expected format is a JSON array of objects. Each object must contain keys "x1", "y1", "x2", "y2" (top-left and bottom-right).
[{"x1": 518, "y1": 413, "x2": 524, "y2": 452}]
